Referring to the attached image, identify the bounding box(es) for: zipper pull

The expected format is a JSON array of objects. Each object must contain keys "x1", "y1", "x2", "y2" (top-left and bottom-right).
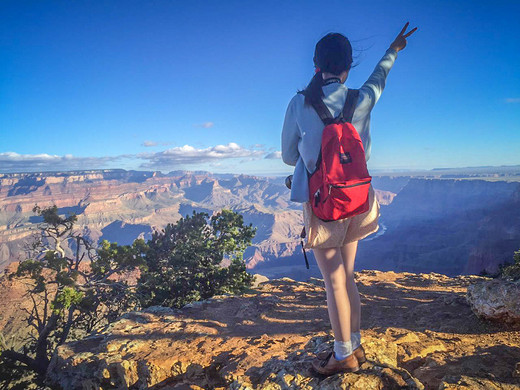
[{"x1": 328, "y1": 184, "x2": 332, "y2": 195}]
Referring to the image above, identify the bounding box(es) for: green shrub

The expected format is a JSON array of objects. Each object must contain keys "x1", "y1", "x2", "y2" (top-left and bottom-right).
[
  {"x1": 499, "y1": 249, "x2": 520, "y2": 281},
  {"x1": 137, "y1": 209, "x2": 256, "y2": 309}
]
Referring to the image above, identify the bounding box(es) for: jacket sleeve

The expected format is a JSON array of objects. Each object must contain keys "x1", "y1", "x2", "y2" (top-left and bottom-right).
[
  {"x1": 358, "y1": 48, "x2": 398, "y2": 112},
  {"x1": 281, "y1": 95, "x2": 300, "y2": 166}
]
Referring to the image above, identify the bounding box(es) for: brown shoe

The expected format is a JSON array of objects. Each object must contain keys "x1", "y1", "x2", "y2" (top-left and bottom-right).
[
  {"x1": 316, "y1": 344, "x2": 367, "y2": 364},
  {"x1": 311, "y1": 351, "x2": 360, "y2": 376}
]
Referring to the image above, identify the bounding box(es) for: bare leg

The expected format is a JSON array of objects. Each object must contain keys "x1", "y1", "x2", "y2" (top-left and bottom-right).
[
  {"x1": 313, "y1": 246, "x2": 351, "y2": 342},
  {"x1": 340, "y1": 241, "x2": 361, "y2": 333}
]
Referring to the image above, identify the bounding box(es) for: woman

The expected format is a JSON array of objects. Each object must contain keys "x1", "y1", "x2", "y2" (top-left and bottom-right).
[{"x1": 281, "y1": 23, "x2": 417, "y2": 376}]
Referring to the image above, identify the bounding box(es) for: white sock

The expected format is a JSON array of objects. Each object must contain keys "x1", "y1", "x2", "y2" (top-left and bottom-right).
[
  {"x1": 333, "y1": 339, "x2": 353, "y2": 360},
  {"x1": 351, "y1": 331, "x2": 361, "y2": 350}
]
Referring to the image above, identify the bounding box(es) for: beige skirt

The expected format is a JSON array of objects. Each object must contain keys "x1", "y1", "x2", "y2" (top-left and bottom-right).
[{"x1": 302, "y1": 184, "x2": 380, "y2": 249}]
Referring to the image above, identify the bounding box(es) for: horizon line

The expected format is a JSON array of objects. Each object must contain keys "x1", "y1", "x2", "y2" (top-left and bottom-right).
[{"x1": 1, "y1": 164, "x2": 520, "y2": 178}]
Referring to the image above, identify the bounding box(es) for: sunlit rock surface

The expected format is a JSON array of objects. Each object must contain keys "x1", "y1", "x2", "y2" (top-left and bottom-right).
[{"x1": 45, "y1": 271, "x2": 520, "y2": 390}]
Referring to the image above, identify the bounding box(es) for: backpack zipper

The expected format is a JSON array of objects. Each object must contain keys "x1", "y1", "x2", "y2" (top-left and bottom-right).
[{"x1": 328, "y1": 179, "x2": 371, "y2": 194}]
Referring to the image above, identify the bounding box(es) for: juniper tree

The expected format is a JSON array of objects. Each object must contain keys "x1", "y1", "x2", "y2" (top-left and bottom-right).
[
  {"x1": 0, "y1": 205, "x2": 146, "y2": 378},
  {"x1": 137, "y1": 209, "x2": 256, "y2": 309}
]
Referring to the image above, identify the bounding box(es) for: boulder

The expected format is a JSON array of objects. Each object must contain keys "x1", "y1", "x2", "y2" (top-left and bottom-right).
[{"x1": 466, "y1": 278, "x2": 520, "y2": 326}]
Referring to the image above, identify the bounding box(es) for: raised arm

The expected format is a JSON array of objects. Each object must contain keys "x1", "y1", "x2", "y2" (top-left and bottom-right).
[
  {"x1": 281, "y1": 95, "x2": 301, "y2": 166},
  {"x1": 359, "y1": 22, "x2": 417, "y2": 111}
]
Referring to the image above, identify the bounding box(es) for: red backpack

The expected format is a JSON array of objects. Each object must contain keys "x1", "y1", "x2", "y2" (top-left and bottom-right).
[{"x1": 304, "y1": 89, "x2": 372, "y2": 221}]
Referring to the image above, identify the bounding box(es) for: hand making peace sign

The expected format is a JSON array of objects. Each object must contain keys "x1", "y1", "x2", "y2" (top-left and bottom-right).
[{"x1": 389, "y1": 22, "x2": 418, "y2": 52}]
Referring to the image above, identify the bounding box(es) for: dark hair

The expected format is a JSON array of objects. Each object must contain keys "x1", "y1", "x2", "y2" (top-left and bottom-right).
[{"x1": 298, "y1": 33, "x2": 353, "y2": 106}]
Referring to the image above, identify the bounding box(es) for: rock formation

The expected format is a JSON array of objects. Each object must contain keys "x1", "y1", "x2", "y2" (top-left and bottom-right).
[
  {"x1": 44, "y1": 271, "x2": 520, "y2": 389},
  {"x1": 360, "y1": 178, "x2": 520, "y2": 276},
  {"x1": 0, "y1": 170, "x2": 303, "y2": 273},
  {"x1": 467, "y1": 278, "x2": 520, "y2": 326},
  {"x1": 2, "y1": 170, "x2": 520, "y2": 279}
]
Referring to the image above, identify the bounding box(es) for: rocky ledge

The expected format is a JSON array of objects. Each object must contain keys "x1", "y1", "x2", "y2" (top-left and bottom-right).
[{"x1": 45, "y1": 271, "x2": 520, "y2": 390}]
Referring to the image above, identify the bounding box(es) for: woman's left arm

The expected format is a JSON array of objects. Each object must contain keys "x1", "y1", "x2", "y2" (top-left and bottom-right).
[{"x1": 281, "y1": 96, "x2": 300, "y2": 166}]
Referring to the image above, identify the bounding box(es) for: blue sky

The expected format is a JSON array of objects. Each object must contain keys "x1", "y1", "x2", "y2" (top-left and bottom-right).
[{"x1": 1, "y1": 0, "x2": 519, "y2": 175}]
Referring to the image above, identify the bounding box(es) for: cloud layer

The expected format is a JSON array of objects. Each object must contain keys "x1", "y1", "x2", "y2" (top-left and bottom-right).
[
  {"x1": 0, "y1": 152, "x2": 118, "y2": 172},
  {"x1": 264, "y1": 151, "x2": 282, "y2": 159},
  {"x1": 0, "y1": 143, "x2": 277, "y2": 173},
  {"x1": 139, "y1": 143, "x2": 264, "y2": 169}
]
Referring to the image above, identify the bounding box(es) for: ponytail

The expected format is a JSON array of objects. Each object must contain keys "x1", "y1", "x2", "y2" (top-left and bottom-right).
[{"x1": 300, "y1": 70, "x2": 325, "y2": 107}]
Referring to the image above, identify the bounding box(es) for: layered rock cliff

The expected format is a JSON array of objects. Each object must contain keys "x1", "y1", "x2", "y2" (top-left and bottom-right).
[
  {"x1": 2, "y1": 170, "x2": 520, "y2": 279},
  {"x1": 0, "y1": 170, "x2": 303, "y2": 272},
  {"x1": 360, "y1": 178, "x2": 520, "y2": 276},
  {"x1": 44, "y1": 271, "x2": 520, "y2": 390}
]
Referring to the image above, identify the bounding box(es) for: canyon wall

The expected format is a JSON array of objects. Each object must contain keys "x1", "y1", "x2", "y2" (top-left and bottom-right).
[
  {"x1": 0, "y1": 170, "x2": 302, "y2": 272},
  {"x1": 1, "y1": 170, "x2": 519, "y2": 278},
  {"x1": 359, "y1": 178, "x2": 520, "y2": 276}
]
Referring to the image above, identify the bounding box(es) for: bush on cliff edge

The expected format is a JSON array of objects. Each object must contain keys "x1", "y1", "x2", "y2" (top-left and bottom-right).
[
  {"x1": 499, "y1": 249, "x2": 520, "y2": 281},
  {"x1": 136, "y1": 209, "x2": 257, "y2": 309},
  {"x1": 0, "y1": 206, "x2": 256, "y2": 387}
]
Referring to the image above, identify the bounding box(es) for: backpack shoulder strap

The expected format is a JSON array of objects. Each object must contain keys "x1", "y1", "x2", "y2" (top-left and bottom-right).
[
  {"x1": 297, "y1": 91, "x2": 333, "y2": 125},
  {"x1": 311, "y1": 98, "x2": 334, "y2": 125},
  {"x1": 341, "y1": 89, "x2": 360, "y2": 123}
]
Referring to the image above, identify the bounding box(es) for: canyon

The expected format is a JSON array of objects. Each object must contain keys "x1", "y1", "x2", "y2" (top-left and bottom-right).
[
  {"x1": 1, "y1": 170, "x2": 519, "y2": 280},
  {"x1": 1, "y1": 169, "x2": 520, "y2": 389}
]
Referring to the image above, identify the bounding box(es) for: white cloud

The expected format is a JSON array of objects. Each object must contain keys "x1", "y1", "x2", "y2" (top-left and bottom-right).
[
  {"x1": 264, "y1": 151, "x2": 282, "y2": 159},
  {"x1": 0, "y1": 152, "x2": 120, "y2": 173},
  {"x1": 0, "y1": 142, "x2": 267, "y2": 173},
  {"x1": 193, "y1": 122, "x2": 214, "y2": 128},
  {"x1": 139, "y1": 142, "x2": 265, "y2": 169},
  {"x1": 505, "y1": 98, "x2": 520, "y2": 103}
]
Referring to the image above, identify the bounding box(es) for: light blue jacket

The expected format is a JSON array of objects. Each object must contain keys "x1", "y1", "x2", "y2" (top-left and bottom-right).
[{"x1": 281, "y1": 48, "x2": 398, "y2": 202}]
